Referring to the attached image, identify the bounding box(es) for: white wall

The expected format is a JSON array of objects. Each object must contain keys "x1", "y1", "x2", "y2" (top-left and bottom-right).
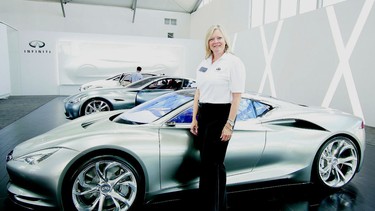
[
  {"x1": 190, "y1": 0, "x2": 250, "y2": 40},
  {"x1": 1, "y1": 0, "x2": 375, "y2": 127},
  {"x1": 0, "y1": 23, "x2": 11, "y2": 99},
  {"x1": 191, "y1": 0, "x2": 375, "y2": 127},
  {"x1": 12, "y1": 30, "x2": 202, "y2": 95},
  {"x1": 0, "y1": 0, "x2": 202, "y2": 96}
]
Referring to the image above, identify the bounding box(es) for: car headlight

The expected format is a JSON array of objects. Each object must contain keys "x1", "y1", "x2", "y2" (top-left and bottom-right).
[
  {"x1": 15, "y1": 148, "x2": 60, "y2": 165},
  {"x1": 69, "y1": 94, "x2": 87, "y2": 104}
]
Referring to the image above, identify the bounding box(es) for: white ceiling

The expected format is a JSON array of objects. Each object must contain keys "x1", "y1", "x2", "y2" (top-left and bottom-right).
[{"x1": 28, "y1": 0, "x2": 202, "y2": 14}]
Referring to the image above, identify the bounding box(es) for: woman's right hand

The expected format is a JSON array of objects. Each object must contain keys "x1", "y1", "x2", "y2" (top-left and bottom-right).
[{"x1": 190, "y1": 120, "x2": 198, "y2": 136}]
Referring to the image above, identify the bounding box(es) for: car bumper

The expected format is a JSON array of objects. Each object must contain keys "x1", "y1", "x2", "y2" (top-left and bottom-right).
[
  {"x1": 6, "y1": 148, "x2": 79, "y2": 209},
  {"x1": 64, "y1": 102, "x2": 81, "y2": 119},
  {"x1": 7, "y1": 182, "x2": 57, "y2": 209}
]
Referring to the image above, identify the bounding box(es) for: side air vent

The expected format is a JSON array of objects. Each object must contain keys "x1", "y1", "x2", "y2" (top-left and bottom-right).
[
  {"x1": 267, "y1": 119, "x2": 328, "y2": 131},
  {"x1": 81, "y1": 121, "x2": 96, "y2": 129}
]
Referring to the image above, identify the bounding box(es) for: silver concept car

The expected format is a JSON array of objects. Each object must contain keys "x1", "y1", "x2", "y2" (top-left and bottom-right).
[
  {"x1": 64, "y1": 76, "x2": 196, "y2": 119},
  {"x1": 6, "y1": 90, "x2": 365, "y2": 210},
  {"x1": 79, "y1": 72, "x2": 157, "y2": 91}
]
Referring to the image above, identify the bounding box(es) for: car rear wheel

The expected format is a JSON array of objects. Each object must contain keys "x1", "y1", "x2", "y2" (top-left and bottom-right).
[
  {"x1": 84, "y1": 99, "x2": 111, "y2": 116},
  {"x1": 313, "y1": 136, "x2": 358, "y2": 189},
  {"x1": 66, "y1": 155, "x2": 142, "y2": 211}
]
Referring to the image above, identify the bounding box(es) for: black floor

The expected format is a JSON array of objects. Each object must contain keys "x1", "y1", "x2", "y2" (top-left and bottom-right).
[{"x1": 1, "y1": 97, "x2": 375, "y2": 211}]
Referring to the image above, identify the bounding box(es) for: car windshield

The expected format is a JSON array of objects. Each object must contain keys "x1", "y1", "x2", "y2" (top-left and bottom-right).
[
  {"x1": 125, "y1": 76, "x2": 163, "y2": 88},
  {"x1": 106, "y1": 73, "x2": 124, "y2": 81},
  {"x1": 114, "y1": 91, "x2": 193, "y2": 124}
]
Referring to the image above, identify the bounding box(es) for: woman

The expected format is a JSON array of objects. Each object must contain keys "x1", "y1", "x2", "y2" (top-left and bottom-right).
[{"x1": 190, "y1": 25, "x2": 246, "y2": 211}]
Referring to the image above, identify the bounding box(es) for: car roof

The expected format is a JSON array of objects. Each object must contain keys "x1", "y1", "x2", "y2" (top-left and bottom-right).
[{"x1": 147, "y1": 75, "x2": 195, "y2": 80}]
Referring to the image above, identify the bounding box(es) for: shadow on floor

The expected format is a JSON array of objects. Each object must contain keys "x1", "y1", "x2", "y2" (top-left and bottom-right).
[{"x1": 0, "y1": 184, "x2": 362, "y2": 211}]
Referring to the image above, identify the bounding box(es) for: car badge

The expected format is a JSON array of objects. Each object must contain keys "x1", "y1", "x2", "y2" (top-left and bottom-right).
[{"x1": 6, "y1": 150, "x2": 13, "y2": 162}]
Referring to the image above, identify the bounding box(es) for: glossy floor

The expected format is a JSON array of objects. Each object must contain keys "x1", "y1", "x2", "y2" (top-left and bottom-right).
[{"x1": 0, "y1": 97, "x2": 374, "y2": 210}]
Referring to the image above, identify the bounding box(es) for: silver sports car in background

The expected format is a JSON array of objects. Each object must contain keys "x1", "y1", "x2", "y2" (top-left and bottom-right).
[
  {"x1": 79, "y1": 72, "x2": 157, "y2": 91},
  {"x1": 64, "y1": 75, "x2": 196, "y2": 119},
  {"x1": 6, "y1": 90, "x2": 365, "y2": 210}
]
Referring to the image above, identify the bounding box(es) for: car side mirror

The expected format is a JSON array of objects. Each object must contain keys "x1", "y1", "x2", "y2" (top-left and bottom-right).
[{"x1": 165, "y1": 121, "x2": 176, "y2": 127}]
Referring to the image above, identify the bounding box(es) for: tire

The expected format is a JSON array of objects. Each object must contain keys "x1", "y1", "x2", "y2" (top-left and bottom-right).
[
  {"x1": 65, "y1": 155, "x2": 142, "y2": 211},
  {"x1": 313, "y1": 136, "x2": 359, "y2": 189},
  {"x1": 83, "y1": 99, "x2": 111, "y2": 116}
]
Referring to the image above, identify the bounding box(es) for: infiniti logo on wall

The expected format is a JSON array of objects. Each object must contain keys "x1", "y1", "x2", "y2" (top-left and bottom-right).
[
  {"x1": 29, "y1": 40, "x2": 45, "y2": 48},
  {"x1": 24, "y1": 40, "x2": 52, "y2": 54}
]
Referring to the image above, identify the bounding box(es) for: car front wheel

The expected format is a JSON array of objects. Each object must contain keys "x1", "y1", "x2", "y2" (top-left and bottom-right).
[
  {"x1": 314, "y1": 136, "x2": 359, "y2": 189},
  {"x1": 66, "y1": 155, "x2": 142, "y2": 211},
  {"x1": 83, "y1": 99, "x2": 111, "y2": 116}
]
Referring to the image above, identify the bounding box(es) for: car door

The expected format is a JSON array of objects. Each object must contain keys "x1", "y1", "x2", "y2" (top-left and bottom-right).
[
  {"x1": 158, "y1": 98, "x2": 267, "y2": 189},
  {"x1": 225, "y1": 99, "x2": 267, "y2": 183},
  {"x1": 159, "y1": 106, "x2": 199, "y2": 190}
]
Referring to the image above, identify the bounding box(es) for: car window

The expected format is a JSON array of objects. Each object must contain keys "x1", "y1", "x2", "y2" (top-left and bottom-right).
[
  {"x1": 237, "y1": 99, "x2": 256, "y2": 121},
  {"x1": 168, "y1": 98, "x2": 272, "y2": 125},
  {"x1": 166, "y1": 79, "x2": 183, "y2": 90},
  {"x1": 236, "y1": 99, "x2": 272, "y2": 121},
  {"x1": 126, "y1": 77, "x2": 162, "y2": 88},
  {"x1": 146, "y1": 79, "x2": 168, "y2": 89},
  {"x1": 114, "y1": 92, "x2": 193, "y2": 124},
  {"x1": 183, "y1": 80, "x2": 197, "y2": 88},
  {"x1": 146, "y1": 78, "x2": 183, "y2": 90},
  {"x1": 123, "y1": 74, "x2": 131, "y2": 81},
  {"x1": 106, "y1": 74, "x2": 122, "y2": 81},
  {"x1": 253, "y1": 101, "x2": 271, "y2": 117},
  {"x1": 169, "y1": 107, "x2": 193, "y2": 123}
]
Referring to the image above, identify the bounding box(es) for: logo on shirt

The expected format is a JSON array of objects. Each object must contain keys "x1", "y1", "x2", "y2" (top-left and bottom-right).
[{"x1": 199, "y1": 66, "x2": 208, "y2": 72}]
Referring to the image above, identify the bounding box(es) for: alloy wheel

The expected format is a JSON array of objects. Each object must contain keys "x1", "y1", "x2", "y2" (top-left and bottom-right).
[
  {"x1": 72, "y1": 160, "x2": 138, "y2": 211},
  {"x1": 317, "y1": 137, "x2": 358, "y2": 188},
  {"x1": 84, "y1": 99, "x2": 111, "y2": 115}
]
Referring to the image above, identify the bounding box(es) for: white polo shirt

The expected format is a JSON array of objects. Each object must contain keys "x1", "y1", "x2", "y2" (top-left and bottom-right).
[{"x1": 196, "y1": 53, "x2": 246, "y2": 104}]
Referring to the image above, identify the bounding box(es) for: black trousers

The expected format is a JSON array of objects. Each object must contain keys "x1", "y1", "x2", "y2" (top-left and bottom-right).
[{"x1": 197, "y1": 103, "x2": 231, "y2": 211}]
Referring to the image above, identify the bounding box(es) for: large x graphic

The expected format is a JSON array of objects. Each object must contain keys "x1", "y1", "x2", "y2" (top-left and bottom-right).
[
  {"x1": 322, "y1": 0, "x2": 374, "y2": 119},
  {"x1": 258, "y1": 20, "x2": 284, "y2": 97}
]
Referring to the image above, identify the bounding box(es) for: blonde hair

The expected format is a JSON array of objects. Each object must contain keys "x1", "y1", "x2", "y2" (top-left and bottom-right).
[{"x1": 204, "y1": 25, "x2": 231, "y2": 59}]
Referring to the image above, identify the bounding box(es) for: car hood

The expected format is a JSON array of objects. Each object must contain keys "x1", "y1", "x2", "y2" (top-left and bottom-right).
[
  {"x1": 83, "y1": 79, "x2": 118, "y2": 88},
  {"x1": 64, "y1": 87, "x2": 140, "y2": 102},
  {"x1": 11, "y1": 110, "x2": 135, "y2": 157}
]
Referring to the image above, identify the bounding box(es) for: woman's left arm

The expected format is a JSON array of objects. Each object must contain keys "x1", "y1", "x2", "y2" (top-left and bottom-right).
[
  {"x1": 228, "y1": 92, "x2": 241, "y2": 123},
  {"x1": 221, "y1": 92, "x2": 242, "y2": 141}
]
